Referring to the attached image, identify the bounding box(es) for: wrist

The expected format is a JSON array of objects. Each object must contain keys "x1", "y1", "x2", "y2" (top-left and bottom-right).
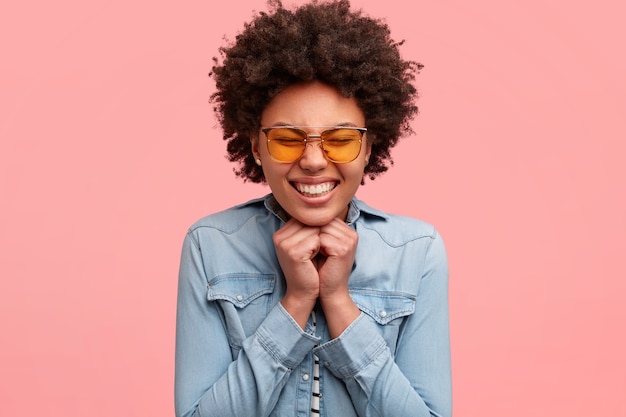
[
  {"x1": 281, "y1": 292, "x2": 317, "y2": 330},
  {"x1": 319, "y1": 292, "x2": 360, "y2": 338},
  {"x1": 319, "y1": 289, "x2": 351, "y2": 307}
]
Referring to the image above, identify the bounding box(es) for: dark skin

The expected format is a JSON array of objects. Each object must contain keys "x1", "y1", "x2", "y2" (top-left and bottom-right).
[
  {"x1": 251, "y1": 81, "x2": 370, "y2": 338},
  {"x1": 274, "y1": 217, "x2": 361, "y2": 338}
]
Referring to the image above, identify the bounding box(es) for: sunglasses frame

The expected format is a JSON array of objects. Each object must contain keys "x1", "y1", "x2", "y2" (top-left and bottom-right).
[{"x1": 261, "y1": 126, "x2": 367, "y2": 163}]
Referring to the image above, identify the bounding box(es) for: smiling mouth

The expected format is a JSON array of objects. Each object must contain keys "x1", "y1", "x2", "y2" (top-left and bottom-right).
[{"x1": 292, "y1": 181, "x2": 337, "y2": 197}]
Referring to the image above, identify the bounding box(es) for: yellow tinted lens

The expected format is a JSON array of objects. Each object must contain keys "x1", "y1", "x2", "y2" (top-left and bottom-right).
[
  {"x1": 267, "y1": 128, "x2": 306, "y2": 162},
  {"x1": 321, "y1": 129, "x2": 362, "y2": 162}
]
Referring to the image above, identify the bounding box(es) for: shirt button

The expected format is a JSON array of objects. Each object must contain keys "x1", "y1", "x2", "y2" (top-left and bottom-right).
[
  {"x1": 379, "y1": 310, "x2": 387, "y2": 318},
  {"x1": 236, "y1": 295, "x2": 243, "y2": 302},
  {"x1": 323, "y1": 361, "x2": 330, "y2": 367},
  {"x1": 302, "y1": 373, "x2": 310, "y2": 381}
]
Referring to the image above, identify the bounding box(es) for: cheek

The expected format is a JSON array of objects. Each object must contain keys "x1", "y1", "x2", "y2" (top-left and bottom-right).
[
  {"x1": 263, "y1": 162, "x2": 291, "y2": 184},
  {"x1": 339, "y1": 163, "x2": 367, "y2": 184}
]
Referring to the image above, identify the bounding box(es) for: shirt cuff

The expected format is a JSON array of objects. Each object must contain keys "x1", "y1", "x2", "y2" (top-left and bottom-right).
[
  {"x1": 255, "y1": 303, "x2": 320, "y2": 370},
  {"x1": 313, "y1": 313, "x2": 387, "y2": 379}
]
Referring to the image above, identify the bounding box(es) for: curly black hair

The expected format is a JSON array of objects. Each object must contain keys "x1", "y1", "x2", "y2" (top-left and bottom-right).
[{"x1": 210, "y1": 0, "x2": 422, "y2": 183}]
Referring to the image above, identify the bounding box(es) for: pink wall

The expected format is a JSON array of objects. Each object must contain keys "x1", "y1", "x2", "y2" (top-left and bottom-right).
[{"x1": 1, "y1": 0, "x2": 624, "y2": 415}]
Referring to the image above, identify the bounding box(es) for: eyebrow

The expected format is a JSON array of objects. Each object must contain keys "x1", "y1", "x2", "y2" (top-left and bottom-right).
[{"x1": 264, "y1": 122, "x2": 360, "y2": 128}]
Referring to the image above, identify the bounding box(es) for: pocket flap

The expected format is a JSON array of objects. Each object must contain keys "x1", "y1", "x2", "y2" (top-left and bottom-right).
[
  {"x1": 349, "y1": 288, "x2": 415, "y2": 324},
  {"x1": 207, "y1": 273, "x2": 276, "y2": 308}
]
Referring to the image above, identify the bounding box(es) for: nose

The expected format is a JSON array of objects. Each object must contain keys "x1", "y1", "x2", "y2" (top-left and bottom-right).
[{"x1": 298, "y1": 138, "x2": 328, "y2": 171}]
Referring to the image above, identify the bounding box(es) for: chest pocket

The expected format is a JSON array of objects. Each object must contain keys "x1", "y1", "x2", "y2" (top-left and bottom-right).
[
  {"x1": 349, "y1": 288, "x2": 415, "y2": 354},
  {"x1": 207, "y1": 273, "x2": 276, "y2": 355}
]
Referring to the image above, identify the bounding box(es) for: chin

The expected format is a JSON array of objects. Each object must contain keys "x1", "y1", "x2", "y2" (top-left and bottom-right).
[
  {"x1": 297, "y1": 217, "x2": 334, "y2": 227},
  {"x1": 288, "y1": 207, "x2": 346, "y2": 227}
]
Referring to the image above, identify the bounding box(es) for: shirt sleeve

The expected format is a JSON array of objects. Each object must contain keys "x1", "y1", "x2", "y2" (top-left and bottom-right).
[
  {"x1": 313, "y1": 229, "x2": 452, "y2": 417},
  {"x1": 174, "y1": 232, "x2": 319, "y2": 417}
]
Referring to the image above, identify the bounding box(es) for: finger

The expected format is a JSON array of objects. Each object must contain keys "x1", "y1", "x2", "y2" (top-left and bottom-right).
[
  {"x1": 319, "y1": 219, "x2": 358, "y2": 254},
  {"x1": 319, "y1": 217, "x2": 354, "y2": 236},
  {"x1": 274, "y1": 222, "x2": 322, "y2": 262},
  {"x1": 274, "y1": 220, "x2": 319, "y2": 246}
]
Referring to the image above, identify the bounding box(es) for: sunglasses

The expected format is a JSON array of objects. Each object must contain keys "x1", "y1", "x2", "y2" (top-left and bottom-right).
[{"x1": 261, "y1": 126, "x2": 367, "y2": 163}]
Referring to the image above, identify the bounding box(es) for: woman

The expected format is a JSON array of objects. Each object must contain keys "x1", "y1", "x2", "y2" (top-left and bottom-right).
[{"x1": 175, "y1": 1, "x2": 451, "y2": 416}]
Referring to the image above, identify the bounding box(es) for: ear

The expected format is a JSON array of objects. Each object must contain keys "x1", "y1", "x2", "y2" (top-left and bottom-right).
[
  {"x1": 364, "y1": 140, "x2": 373, "y2": 165},
  {"x1": 250, "y1": 134, "x2": 261, "y2": 161}
]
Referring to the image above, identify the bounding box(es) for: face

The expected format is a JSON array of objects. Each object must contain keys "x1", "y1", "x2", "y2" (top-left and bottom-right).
[{"x1": 251, "y1": 81, "x2": 371, "y2": 226}]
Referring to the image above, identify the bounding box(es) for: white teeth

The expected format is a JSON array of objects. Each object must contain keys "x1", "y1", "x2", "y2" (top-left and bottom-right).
[{"x1": 295, "y1": 182, "x2": 335, "y2": 196}]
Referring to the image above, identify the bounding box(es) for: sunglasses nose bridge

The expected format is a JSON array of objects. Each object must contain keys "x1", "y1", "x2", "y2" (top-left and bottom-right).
[
  {"x1": 303, "y1": 134, "x2": 324, "y2": 149},
  {"x1": 304, "y1": 134, "x2": 322, "y2": 141},
  {"x1": 299, "y1": 135, "x2": 329, "y2": 166}
]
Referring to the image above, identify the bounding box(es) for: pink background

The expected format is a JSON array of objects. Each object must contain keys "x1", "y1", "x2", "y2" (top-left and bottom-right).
[{"x1": 1, "y1": 0, "x2": 624, "y2": 415}]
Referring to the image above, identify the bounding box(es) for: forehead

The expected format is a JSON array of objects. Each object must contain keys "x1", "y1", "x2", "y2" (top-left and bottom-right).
[{"x1": 260, "y1": 81, "x2": 365, "y2": 127}]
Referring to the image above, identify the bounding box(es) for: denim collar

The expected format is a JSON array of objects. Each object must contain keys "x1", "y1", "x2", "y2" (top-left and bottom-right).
[{"x1": 237, "y1": 193, "x2": 389, "y2": 225}]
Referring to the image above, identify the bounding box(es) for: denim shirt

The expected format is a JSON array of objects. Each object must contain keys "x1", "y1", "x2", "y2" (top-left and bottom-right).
[{"x1": 175, "y1": 194, "x2": 451, "y2": 417}]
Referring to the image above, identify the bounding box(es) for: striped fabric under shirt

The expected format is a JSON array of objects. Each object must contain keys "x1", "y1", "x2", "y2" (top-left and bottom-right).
[{"x1": 311, "y1": 310, "x2": 321, "y2": 416}]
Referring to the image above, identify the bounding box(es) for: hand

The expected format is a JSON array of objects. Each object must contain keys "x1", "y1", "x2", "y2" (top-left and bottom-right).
[
  {"x1": 317, "y1": 218, "x2": 358, "y2": 298},
  {"x1": 273, "y1": 219, "x2": 321, "y2": 328},
  {"x1": 317, "y1": 218, "x2": 361, "y2": 338}
]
